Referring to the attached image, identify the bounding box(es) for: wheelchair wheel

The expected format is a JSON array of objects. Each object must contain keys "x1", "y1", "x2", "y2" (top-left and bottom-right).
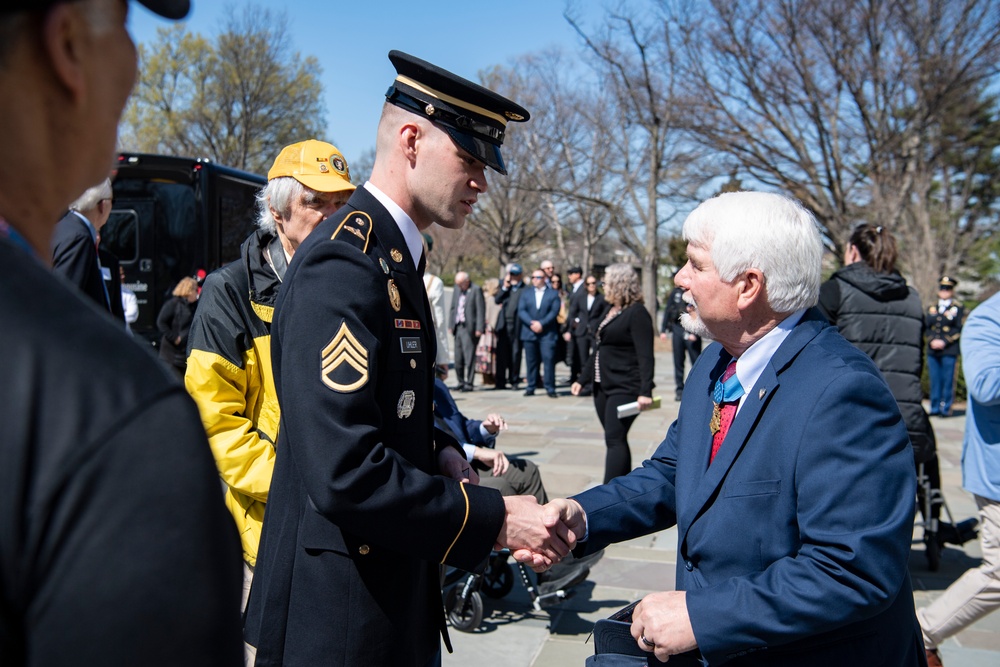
[
  {"x1": 925, "y1": 533, "x2": 941, "y2": 572},
  {"x1": 481, "y1": 561, "x2": 515, "y2": 599},
  {"x1": 445, "y1": 585, "x2": 483, "y2": 632}
]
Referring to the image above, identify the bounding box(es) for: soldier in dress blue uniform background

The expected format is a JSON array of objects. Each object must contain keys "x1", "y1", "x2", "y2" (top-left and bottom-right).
[
  {"x1": 244, "y1": 51, "x2": 577, "y2": 667},
  {"x1": 926, "y1": 276, "x2": 964, "y2": 417}
]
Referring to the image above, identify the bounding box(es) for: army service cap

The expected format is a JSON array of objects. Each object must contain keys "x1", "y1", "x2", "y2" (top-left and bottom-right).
[
  {"x1": 939, "y1": 276, "x2": 957, "y2": 289},
  {"x1": 267, "y1": 140, "x2": 356, "y2": 194},
  {"x1": 385, "y1": 50, "x2": 530, "y2": 175}
]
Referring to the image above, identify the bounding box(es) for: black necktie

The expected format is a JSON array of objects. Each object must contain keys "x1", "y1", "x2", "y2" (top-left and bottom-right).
[{"x1": 417, "y1": 252, "x2": 426, "y2": 276}]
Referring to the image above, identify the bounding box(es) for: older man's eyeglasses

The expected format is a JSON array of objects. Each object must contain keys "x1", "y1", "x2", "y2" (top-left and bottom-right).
[{"x1": 531, "y1": 274, "x2": 545, "y2": 280}]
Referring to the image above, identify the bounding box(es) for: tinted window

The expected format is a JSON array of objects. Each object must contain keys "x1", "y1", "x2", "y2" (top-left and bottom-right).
[{"x1": 217, "y1": 176, "x2": 261, "y2": 264}]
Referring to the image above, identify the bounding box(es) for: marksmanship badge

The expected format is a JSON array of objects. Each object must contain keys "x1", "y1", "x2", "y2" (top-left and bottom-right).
[{"x1": 397, "y1": 390, "x2": 416, "y2": 418}]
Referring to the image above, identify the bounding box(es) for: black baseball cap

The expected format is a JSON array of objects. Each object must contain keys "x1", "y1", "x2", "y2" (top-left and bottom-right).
[
  {"x1": 2, "y1": 0, "x2": 190, "y2": 20},
  {"x1": 385, "y1": 50, "x2": 530, "y2": 176}
]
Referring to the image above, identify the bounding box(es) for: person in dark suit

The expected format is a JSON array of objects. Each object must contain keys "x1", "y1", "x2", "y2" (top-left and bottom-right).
[
  {"x1": 572, "y1": 264, "x2": 654, "y2": 483},
  {"x1": 538, "y1": 192, "x2": 923, "y2": 665},
  {"x1": 245, "y1": 51, "x2": 575, "y2": 667},
  {"x1": 661, "y1": 281, "x2": 702, "y2": 401},
  {"x1": 518, "y1": 268, "x2": 562, "y2": 397},
  {"x1": 567, "y1": 274, "x2": 609, "y2": 396},
  {"x1": 449, "y1": 270, "x2": 485, "y2": 391},
  {"x1": 494, "y1": 263, "x2": 525, "y2": 389},
  {"x1": 51, "y1": 177, "x2": 114, "y2": 313}
]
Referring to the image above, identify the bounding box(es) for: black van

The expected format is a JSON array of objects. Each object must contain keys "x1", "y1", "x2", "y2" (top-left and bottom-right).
[{"x1": 100, "y1": 152, "x2": 266, "y2": 346}]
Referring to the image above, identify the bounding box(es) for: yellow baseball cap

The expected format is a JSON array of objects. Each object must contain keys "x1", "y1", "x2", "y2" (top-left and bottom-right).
[{"x1": 267, "y1": 140, "x2": 356, "y2": 193}]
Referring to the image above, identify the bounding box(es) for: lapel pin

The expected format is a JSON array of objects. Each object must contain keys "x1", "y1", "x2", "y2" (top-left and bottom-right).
[{"x1": 759, "y1": 388, "x2": 766, "y2": 400}]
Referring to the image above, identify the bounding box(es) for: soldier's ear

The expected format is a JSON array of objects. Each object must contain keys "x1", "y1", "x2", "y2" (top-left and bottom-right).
[{"x1": 42, "y1": 2, "x2": 90, "y2": 104}]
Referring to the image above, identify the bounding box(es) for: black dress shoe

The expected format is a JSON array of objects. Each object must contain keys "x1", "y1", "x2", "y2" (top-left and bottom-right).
[
  {"x1": 547, "y1": 392, "x2": 558, "y2": 398},
  {"x1": 523, "y1": 390, "x2": 535, "y2": 396}
]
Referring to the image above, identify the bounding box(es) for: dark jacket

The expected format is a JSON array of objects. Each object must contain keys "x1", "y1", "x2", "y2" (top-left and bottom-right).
[
  {"x1": 819, "y1": 262, "x2": 935, "y2": 460},
  {"x1": 579, "y1": 303, "x2": 655, "y2": 398},
  {"x1": 494, "y1": 280, "x2": 525, "y2": 334},
  {"x1": 568, "y1": 288, "x2": 609, "y2": 339},
  {"x1": 573, "y1": 311, "x2": 923, "y2": 666},
  {"x1": 51, "y1": 210, "x2": 111, "y2": 313},
  {"x1": 245, "y1": 187, "x2": 505, "y2": 667},
  {"x1": 156, "y1": 295, "x2": 196, "y2": 369},
  {"x1": 926, "y1": 300, "x2": 964, "y2": 357},
  {"x1": 660, "y1": 286, "x2": 686, "y2": 333},
  {"x1": 1, "y1": 236, "x2": 243, "y2": 666}
]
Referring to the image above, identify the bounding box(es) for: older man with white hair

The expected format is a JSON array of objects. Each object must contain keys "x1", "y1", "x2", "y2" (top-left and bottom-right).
[
  {"x1": 51, "y1": 177, "x2": 115, "y2": 312},
  {"x1": 449, "y1": 269, "x2": 485, "y2": 391},
  {"x1": 539, "y1": 191, "x2": 925, "y2": 666}
]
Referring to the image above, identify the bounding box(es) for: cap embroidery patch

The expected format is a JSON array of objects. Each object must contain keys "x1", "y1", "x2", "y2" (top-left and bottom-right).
[{"x1": 321, "y1": 322, "x2": 369, "y2": 392}]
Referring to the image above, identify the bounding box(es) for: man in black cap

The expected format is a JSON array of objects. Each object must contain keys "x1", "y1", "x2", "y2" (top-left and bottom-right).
[
  {"x1": 246, "y1": 51, "x2": 576, "y2": 667},
  {"x1": 0, "y1": 1, "x2": 243, "y2": 665},
  {"x1": 926, "y1": 276, "x2": 964, "y2": 416},
  {"x1": 495, "y1": 262, "x2": 526, "y2": 389}
]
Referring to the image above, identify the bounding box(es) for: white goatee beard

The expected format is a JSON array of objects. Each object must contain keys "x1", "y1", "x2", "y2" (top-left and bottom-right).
[{"x1": 680, "y1": 311, "x2": 711, "y2": 339}]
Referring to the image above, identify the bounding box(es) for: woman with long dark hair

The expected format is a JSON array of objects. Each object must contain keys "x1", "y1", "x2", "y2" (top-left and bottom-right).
[
  {"x1": 819, "y1": 223, "x2": 942, "y2": 562},
  {"x1": 571, "y1": 263, "x2": 655, "y2": 482}
]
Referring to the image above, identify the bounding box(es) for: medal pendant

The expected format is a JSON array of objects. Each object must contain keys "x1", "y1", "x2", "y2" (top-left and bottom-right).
[{"x1": 710, "y1": 402, "x2": 721, "y2": 435}]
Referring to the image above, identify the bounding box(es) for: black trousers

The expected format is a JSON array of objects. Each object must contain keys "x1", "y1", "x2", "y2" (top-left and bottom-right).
[
  {"x1": 593, "y1": 384, "x2": 638, "y2": 483},
  {"x1": 671, "y1": 324, "x2": 702, "y2": 391}
]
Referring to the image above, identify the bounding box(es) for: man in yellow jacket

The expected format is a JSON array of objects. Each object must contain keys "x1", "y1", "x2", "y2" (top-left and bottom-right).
[{"x1": 184, "y1": 140, "x2": 354, "y2": 660}]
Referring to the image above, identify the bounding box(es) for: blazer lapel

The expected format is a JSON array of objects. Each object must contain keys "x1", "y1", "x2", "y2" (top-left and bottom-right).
[{"x1": 679, "y1": 311, "x2": 828, "y2": 542}]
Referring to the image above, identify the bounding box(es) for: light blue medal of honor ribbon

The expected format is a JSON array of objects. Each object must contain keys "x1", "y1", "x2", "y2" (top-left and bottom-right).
[{"x1": 710, "y1": 368, "x2": 744, "y2": 434}]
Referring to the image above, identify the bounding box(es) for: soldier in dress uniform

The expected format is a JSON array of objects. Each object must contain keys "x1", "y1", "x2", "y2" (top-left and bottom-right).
[
  {"x1": 926, "y1": 276, "x2": 964, "y2": 417},
  {"x1": 244, "y1": 51, "x2": 576, "y2": 667}
]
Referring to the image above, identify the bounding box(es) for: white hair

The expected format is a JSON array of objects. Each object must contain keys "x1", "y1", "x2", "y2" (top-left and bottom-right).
[
  {"x1": 69, "y1": 177, "x2": 113, "y2": 212},
  {"x1": 255, "y1": 176, "x2": 309, "y2": 234},
  {"x1": 683, "y1": 191, "x2": 822, "y2": 313}
]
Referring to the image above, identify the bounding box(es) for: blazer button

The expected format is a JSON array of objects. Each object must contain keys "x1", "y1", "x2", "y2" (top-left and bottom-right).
[
  {"x1": 684, "y1": 560, "x2": 694, "y2": 571},
  {"x1": 358, "y1": 544, "x2": 370, "y2": 556}
]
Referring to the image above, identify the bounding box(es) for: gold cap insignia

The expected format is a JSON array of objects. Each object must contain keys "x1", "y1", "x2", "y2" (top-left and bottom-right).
[
  {"x1": 321, "y1": 322, "x2": 368, "y2": 392},
  {"x1": 505, "y1": 110, "x2": 526, "y2": 121},
  {"x1": 397, "y1": 390, "x2": 416, "y2": 418},
  {"x1": 390, "y1": 248, "x2": 404, "y2": 263},
  {"x1": 388, "y1": 279, "x2": 401, "y2": 312},
  {"x1": 379, "y1": 258, "x2": 390, "y2": 274}
]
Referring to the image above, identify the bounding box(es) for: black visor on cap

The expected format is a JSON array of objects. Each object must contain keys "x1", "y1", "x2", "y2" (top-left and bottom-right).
[
  {"x1": 444, "y1": 126, "x2": 506, "y2": 175},
  {"x1": 137, "y1": 0, "x2": 191, "y2": 20}
]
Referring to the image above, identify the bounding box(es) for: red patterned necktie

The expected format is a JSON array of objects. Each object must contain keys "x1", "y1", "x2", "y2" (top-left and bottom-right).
[{"x1": 710, "y1": 361, "x2": 740, "y2": 463}]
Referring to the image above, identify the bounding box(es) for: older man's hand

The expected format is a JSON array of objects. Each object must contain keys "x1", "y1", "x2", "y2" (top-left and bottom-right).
[{"x1": 631, "y1": 591, "x2": 697, "y2": 662}]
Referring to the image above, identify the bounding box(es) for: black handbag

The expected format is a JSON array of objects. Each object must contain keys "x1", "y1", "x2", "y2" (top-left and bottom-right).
[{"x1": 587, "y1": 600, "x2": 702, "y2": 667}]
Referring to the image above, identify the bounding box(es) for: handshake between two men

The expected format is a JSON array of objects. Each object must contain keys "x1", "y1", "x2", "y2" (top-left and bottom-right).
[{"x1": 497, "y1": 495, "x2": 698, "y2": 663}]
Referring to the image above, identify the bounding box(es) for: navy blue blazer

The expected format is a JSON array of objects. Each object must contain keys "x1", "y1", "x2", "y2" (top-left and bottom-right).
[
  {"x1": 516, "y1": 286, "x2": 560, "y2": 342},
  {"x1": 433, "y1": 378, "x2": 495, "y2": 448},
  {"x1": 574, "y1": 309, "x2": 924, "y2": 666}
]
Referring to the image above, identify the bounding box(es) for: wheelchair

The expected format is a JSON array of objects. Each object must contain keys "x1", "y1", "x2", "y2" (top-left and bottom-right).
[
  {"x1": 916, "y1": 455, "x2": 978, "y2": 571},
  {"x1": 441, "y1": 549, "x2": 578, "y2": 632}
]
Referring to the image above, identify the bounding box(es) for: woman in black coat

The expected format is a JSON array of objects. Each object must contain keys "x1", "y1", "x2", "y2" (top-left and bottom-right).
[
  {"x1": 156, "y1": 276, "x2": 199, "y2": 378},
  {"x1": 572, "y1": 263, "x2": 655, "y2": 482},
  {"x1": 818, "y1": 223, "x2": 941, "y2": 537}
]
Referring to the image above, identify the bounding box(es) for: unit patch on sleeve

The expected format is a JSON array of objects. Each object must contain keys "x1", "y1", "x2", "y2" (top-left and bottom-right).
[{"x1": 321, "y1": 321, "x2": 369, "y2": 392}]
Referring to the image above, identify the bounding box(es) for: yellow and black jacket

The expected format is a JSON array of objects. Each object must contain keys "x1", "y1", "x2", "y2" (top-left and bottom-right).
[{"x1": 185, "y1": 229, "x2": 286, "y2": 566}]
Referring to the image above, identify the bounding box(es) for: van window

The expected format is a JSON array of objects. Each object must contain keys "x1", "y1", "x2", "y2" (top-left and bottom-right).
[
  {"x1": 102, "y1": 209, "x2": 138, "y2": 263},
  {"x1": 217, "y1": 175, "x2": 260, "y2": 264}
]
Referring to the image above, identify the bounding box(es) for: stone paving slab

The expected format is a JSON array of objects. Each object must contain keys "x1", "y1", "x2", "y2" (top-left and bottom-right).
[{"x1": 442, "y1": 344, "x2": 998, "y2": 666}]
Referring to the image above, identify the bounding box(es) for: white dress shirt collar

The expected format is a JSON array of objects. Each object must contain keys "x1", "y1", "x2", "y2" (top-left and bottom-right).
[
  {"x1": 731, "y1": 309, "x2": 806, "y2": 410},
  {"x1": 363, "y1": 181, "x2": 423, "y2": 271}
]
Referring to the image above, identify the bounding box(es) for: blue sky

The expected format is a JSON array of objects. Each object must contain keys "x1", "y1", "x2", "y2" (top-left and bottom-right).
[{"x1": 127, "y1": 0, "x2": 596, "y2": 166}]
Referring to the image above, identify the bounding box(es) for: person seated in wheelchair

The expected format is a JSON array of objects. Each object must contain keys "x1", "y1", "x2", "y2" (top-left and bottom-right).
[{"x1": 433, "y1": 376, "x2": 596, "y2": 594}]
